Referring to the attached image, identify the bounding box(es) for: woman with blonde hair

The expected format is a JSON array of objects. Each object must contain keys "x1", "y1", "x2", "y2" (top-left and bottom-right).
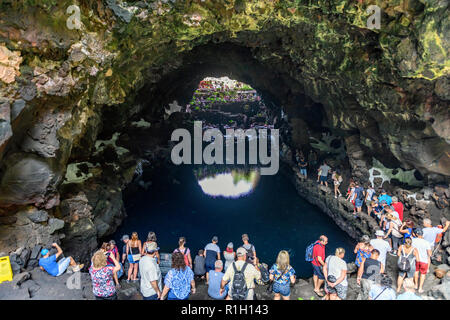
[
  {"x1": 89, "y1": 250, "x2": 121, "y2": 300},
  {"x1": 173, "y1": 236, "x2": 192, "y2": 268},
  {"x1": 384, "y1": 213, "x2": 403, "y2": 253},
  {"x1": 126, "y1": 232, "x2": 142, "y2": 282},
  {"x1": 323, "y1": 248, "x2": 348, "y2": 300},
  {"x1": 269, "y1": 250, "x2": 296, "y2": 300}
]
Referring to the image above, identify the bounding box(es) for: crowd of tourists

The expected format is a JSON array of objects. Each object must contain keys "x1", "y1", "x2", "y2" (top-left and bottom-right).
[
  {"x1": 35, "y1": 147, "x2": 449, "y2": 301},
  {"x1": 294, "y1": 148, "x2": 450, "y2": 299},
  {"x1": 37, "y1": 219, "x2": 448, "y2": 301}
]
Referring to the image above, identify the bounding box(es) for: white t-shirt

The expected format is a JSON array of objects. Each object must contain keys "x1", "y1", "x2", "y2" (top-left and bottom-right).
[
  {"x1": 325, "y1": 255, "x2": 347, "y2": 287},
  {"x1": 366, "y1": 188, "x2": 375, "y2": 201},
  {"x1": 412, "y1": 238, "x2": 431, "y2": 263},
  {"x1": 370, "y1": 238, "x2": 391, "y2": 266},
  {"x1": 422, "y1": 227, "x2": 443, "y2": 246},
  {"x1": 139, "y1": 255, "x2": 162, "y2": 297}
]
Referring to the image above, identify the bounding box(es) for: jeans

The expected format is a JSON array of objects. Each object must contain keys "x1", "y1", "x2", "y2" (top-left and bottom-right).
[
  {"x1": 392, "y1": 236, "x2": 403, "y2": 251},
  {"x1": 143, "y1": 294, "x2": 159, "y2": 300},
  {"x1": 56, "y1": 257, "x2": 71, "y2": 276},
  {"x1": 273, "y1": 282, "x2": 290, "y2": 297}
]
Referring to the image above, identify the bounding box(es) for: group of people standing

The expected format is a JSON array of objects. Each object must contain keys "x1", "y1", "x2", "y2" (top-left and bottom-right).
[
  {"x1": 81, "y1": 232, "x2": 297, "y2": 300},
  {"x1": 308, "y1": 216, "x2": 449, "y2": 300}
]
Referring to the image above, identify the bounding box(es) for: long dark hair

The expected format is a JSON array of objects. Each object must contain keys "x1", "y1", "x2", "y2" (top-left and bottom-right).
[{"x1": 171, "y1": 252, "x2": 186, "y2": 270}]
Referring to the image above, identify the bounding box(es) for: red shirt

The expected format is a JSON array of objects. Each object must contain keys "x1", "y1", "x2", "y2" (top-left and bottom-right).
[
  {"x1": 312, "y1": 242, "x2": 325, "y2": 266},
  {"x1": 393, "y1": 202, "x2": 404, "y2": 221}
]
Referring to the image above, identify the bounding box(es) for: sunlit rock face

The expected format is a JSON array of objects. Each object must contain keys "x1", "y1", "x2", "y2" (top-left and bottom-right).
[{"x1": 197, "y1": 169, "x2": 260, "y2": 198}]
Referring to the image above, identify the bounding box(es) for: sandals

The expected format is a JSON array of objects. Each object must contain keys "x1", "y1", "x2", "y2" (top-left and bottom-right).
[{"x1": 314, "y1": 289, "x2": 325, "y2": 297}]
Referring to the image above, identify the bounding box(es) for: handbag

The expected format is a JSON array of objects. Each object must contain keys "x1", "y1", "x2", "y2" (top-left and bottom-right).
[
  {"x1": 267, "y1": 267, "x2": 287, "y2": 293},
  {"x1": 128, "y1": 245, "x2": 141, "y2": 262}
]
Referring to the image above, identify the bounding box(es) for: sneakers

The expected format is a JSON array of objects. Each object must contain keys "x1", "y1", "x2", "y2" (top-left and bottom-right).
[
  {"x1": 72, "y1": 264, "x2": 84, "y2": 272},
  {"x1": 388, "y1": 251, "x2": 397, "y2": 256}
]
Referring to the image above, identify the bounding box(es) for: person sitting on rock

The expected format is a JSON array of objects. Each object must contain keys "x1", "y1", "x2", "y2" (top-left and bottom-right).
[
  {"x1": 193, "y1": 249, "x2": 206, "y2": 279},
  {"x1": 39, "y1": 243, "x2": 83, "y2": 277},
  {"x1": 207, "y1": 260, "x2": 228, "y2": 300}
]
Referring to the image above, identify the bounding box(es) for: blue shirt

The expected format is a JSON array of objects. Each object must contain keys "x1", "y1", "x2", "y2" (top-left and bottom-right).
[
  {"x1": 204, "y1": 243, "x2": 220, "y2": 266},
  {"x1": 378, "y1": 194, "x2": 392, "y2": 206},
  {"x1": 397, "y1": 291, "x2": 422, "y2": 300},
  {"x1": 164, "y1": 267, "x2": 194, "y2": 300},
  {"x1": 269, "y1": 264, "x2": 295, "y2": 285},
  {"x1": 207, "y1": 270, "x2": 227, "y2": 299},
  {"x1": 39, "y1": 255, "x2": 59, "y2": 276}
]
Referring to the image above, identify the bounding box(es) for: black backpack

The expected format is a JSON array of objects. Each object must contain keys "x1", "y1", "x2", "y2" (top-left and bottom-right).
[
  {"x1": 397, "y1": 247, "x2": 412, "y2": 272},
  {"x1": 231, "y1": 262, "x2": 249, "y2": 300},
  {"x1": 246, "y1": 245, "x2": 255, "y2": 263}
]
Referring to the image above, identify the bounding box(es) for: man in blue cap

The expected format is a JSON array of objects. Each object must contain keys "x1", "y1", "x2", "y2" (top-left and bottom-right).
[{"x1": 39, "y1": 243, "x2": 84, "y2": 277}]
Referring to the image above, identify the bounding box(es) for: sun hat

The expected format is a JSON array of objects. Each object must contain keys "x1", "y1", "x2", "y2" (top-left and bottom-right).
[
  {"x1": 145, "y1": 242, "x2": 159, "y2": 253},
  {"x1": 375, "y1": 230, "x2": 385, "y2": 237}
]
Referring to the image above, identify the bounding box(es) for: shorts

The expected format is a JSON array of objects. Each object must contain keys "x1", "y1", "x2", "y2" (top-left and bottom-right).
[
  {"x1": 355, "y1": 199, "x2": 363, "y2": 208},
  {"x1": 320, "y1": 175, "x2": 328, "y2": 182},
  {"x1": 273, "y1": 281, "x2": 291, "y2": 297},
  {"x1": 312, "y1": 264, "x2": 324, "y2": 280},
  {"x1": 415, "y1": 262, "x2": 428, "y2": 275},
  {"x1": 300, "y1": 169, "x2": 307, "y2": 176},
  {"x1": 325, "y1": 282, "x2": 347, "y2": 300},
  {"x1": 399, "y1": 262, "x2": 416, "y2": 279},
  {"x1": 205, "y1": 263, "x2": 215, "y2": 273},
  {"x1": 56, "y1": 257, "x2": 71, "y2": 276}
]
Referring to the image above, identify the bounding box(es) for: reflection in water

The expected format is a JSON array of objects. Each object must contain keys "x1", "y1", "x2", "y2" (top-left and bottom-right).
[{"x1": 197, "y1": 169, "x2": 260, "y2": 198}]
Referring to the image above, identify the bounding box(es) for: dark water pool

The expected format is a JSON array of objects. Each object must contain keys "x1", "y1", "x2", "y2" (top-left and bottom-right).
[{"x1": 112, "y1": 166, "x2": 355, "y2": 278}]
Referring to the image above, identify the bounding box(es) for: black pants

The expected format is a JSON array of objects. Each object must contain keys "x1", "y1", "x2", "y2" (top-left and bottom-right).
[{"x1": 95, "y1": 293, "x2": 117, "y2": 300}]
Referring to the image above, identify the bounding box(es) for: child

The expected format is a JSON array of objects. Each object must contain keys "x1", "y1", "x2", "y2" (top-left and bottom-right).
[{"x1": 194, "y1": 249, "x2": 206, "y2": 279}]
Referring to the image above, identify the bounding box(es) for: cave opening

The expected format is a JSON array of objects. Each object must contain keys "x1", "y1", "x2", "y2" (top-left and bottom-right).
[{"x1": 106, "y1": 75, "x2": 356, "y2": 277}]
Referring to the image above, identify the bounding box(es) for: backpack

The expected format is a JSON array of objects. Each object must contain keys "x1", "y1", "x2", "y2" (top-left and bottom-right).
[
  {"x1": 258, "y1": 263, "x2": 270, "y2": 284},
  {"x1": 246, "y1": 245, "x2": 255, "y2": 264},
  {"x1": 357, "y1": 188, "x2": 364, "y2": 201},
  {"x1": 175, "y1": 248, "x2": 190, "y2": 267},
  {"x1": 231, "y1": 262, "x2": 249, "y2": 300},
  {"x1": 305, "y1": 241, "x2": 321, "y2": 262},
  {"x1": 397, "y1": 247, "x2": 412, "y2": 272}
]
